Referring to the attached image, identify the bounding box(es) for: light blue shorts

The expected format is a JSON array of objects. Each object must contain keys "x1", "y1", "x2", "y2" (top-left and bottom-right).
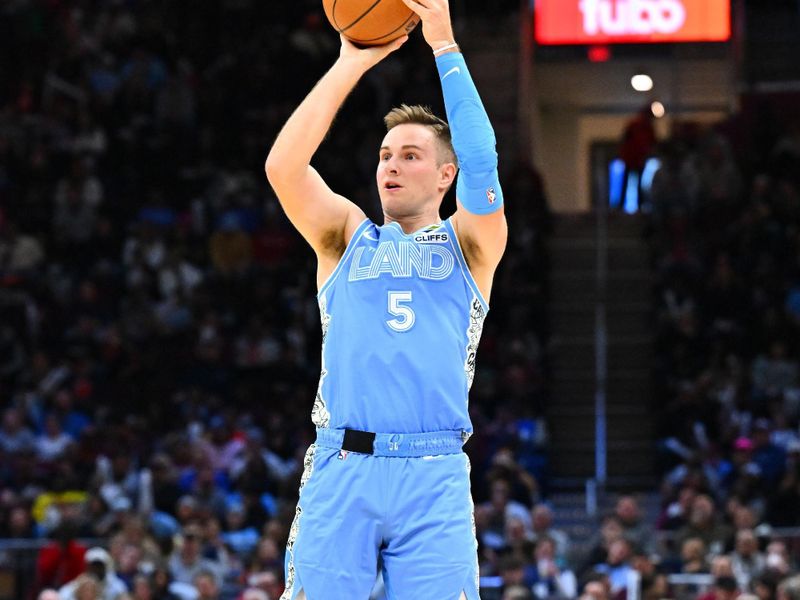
[{"x1": 281, "y1": 429, "x2": 480, "y2": 600}]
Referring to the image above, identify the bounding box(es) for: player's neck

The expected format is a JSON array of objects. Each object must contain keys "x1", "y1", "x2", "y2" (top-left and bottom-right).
[{"x1": 383, "y1": 212, "x2": 442, "y2": 234}]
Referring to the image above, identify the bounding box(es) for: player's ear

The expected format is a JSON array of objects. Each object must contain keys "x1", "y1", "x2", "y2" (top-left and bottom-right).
[{"x1": 439, "y1": 162, "x2": 457, "y2": 191}]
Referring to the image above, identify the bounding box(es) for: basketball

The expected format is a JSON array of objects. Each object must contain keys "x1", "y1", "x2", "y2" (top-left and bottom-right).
[{"x1": 322, "y1": 0, "x2": 420, "y2": 46}]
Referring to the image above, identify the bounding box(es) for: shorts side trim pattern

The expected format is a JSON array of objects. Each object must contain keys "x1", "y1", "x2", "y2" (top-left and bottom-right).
[{"x1": 280, "y1": 444, "x2": 317, "y2": 600}]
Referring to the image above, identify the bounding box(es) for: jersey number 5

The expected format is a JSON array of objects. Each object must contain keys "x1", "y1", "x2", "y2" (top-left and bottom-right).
[{"x1": 387, "y1": 291, "x2": 415, "y2": 332}]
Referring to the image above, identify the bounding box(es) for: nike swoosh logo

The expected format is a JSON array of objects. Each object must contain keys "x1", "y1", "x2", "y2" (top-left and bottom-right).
[
  {"x1": 442, "y1": 66, "x2": 461, "y2": 80},
  {"x1": 363, "y1": 230, "x2": 378, "y2": 241}
]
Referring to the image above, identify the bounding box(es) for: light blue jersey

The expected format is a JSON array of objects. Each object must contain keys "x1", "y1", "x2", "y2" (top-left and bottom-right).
[
  {"x1": 281, "y1": 217, "x2": 488, "y2": 600},
  {"x1": 312, "y1": 217, "x2": 488, "y2": 435}
]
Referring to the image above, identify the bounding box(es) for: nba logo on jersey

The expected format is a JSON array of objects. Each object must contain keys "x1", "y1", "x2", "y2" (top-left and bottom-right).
[{"x1": 487, "y1": 187, "x2": 497, "y2": 204}]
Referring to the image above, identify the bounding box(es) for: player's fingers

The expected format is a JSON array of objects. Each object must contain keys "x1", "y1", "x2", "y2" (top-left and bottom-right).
[
  {"x1": 417, "y1": 0, "x2": 446, "y2": 10},
  {"x1": 339, "y1": 34, "x2": 361, "y2": 53},
  {"x1": 393, "y1": 35, "x2": 409, "y2": 48},
  {"x1": 362, "y1": 34, "x2": 407, "y2": 61},
  {"x1": 380, "y1": 35, "x2": 409, "y2": 54},
  {"x1": 399, "y1": 0, "x2": 429, "y2": 14}
]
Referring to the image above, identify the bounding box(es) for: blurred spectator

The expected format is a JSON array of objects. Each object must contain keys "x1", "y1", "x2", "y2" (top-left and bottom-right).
[
  {"x1": 58, "y1": 546, "x2": 128, "y2": 600},
  {"x1": 486, "y1": 447, "x2": 541, "y2": 509},
  {"x1": 641, "y1": 572, "x2": 670, "y2": 600},
  {"x1": 710, "y1": 576, "x2": 741, "y2": 600},
  {"x1": 580, "y1": 572, "x2": 611, "y2": 600},
  {"x1": 481, "y1": 478, "x2": 533, "y2": 545},
  {"x1": 754, "y1": 573, "x2": 780, "y2": 600},
  {"x1": 209, "y1": 217, "x2": 252, "y2": 276},
  {"x1": 168, "y1": 523, "x2": 224, "y2": 588},
  {"x1": 764, "y1": 541, "x2": 793, "y2": 578},
  {"x1": 150, "y1": 564, "x2": 184, "y2": 600},
  {"x1": 36, "y1": 413, "x2": 75, "y2": 464},
  {"x1": 3, "y1": 503, "x2": 37, "y2": 538},
  {"x1": 613, "y1": 495, "x2": 653, "y2": 553},
  {"x1": 186, "y1": 466, "x2": 228, "y2": 522},
  {"x1": 241, "y1": 589, "x2": 270, "y2": 600},
  {"x1": 504, "y1": 585, "x2": 536, "y2": 600},
  {"x1": 116, "y1": 542, "x2": 145, "y2": 590},
  {"x1": 751, "y1": 344, "x2": 798, "y2": 407},
  {"x1": 0, "y1": 407, "x2": 35, "y2": 454},
  {"x1": 498, "y1": 555, "x2": 528, "y2": 591},
  {"x1": 657, "y1": 485, "x2": 697, "y2": 531},
  {"x1": 505, "y1": 516, "x2": 534, "y2": 559},
  {"x1": 34, "y1": 523, "x2": 88, "y2": 593},
  {"x1": 526, "y1": 536, "x2": 577, "y2": 599},
  {"x1": 751, "y1": 420, "x2": 787, "y2": 490},
  {"x1": 675, "y1": 494, "x2": 733, "y2": 555},
  {"x1": 680, "y1": 537, "x2": 709, "y2": 574},
  {"x1": 769, "y1": 440, "x2": 800, "y2": 525},
  {"x1": 580, "y1": 515, "x2": 624, "y2": 575},
  {"x1": 592, "y1": 538, "x2": 636, "y2": 596},
  {"x1": 0, "y1": 219, "x2": 45, "y2": 273},
  {"x1": 731, "y1": 529, "x2": 767, "y2": 591},
  {"x1": 619, "y1": 106, "x2": 657, "y2": 211},
  {"x1": 198, "y1": 417, "x2": 245, "y2": 474},
  {"x1": 245, "y1": 569, "x2": 283, "y2": 600},
  {"x1": 711, "y1": 555, "x2": 736, "y2": 579},
  {"x1": 693, "y1": 134, "x2": 742, "y2": 217},
  {"x1": 778, "y1": 575, "x2": 800, "y2": 600},
  {"x1": 531, "y1": 504, "x2": 571, "y2": 564},
  {"x1": 193, "y1": 569, "x2": 220, "y2": 600},
  {"x1": 148, "y1": 454, "x2": 184, "y2": 518}
]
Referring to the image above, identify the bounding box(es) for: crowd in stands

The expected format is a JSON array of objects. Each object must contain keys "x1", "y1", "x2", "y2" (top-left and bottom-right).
[
  {"x1": 0, "y1": 1, "x2": 550, "y2": 599},
  {"x1": 649, "y1": 101, "x2": 800, "y2": 517},
  {"x1": 476, "y1": 94, "x2": 800, "y2": 599},
  {"x1": 642, "y1": 88, "x2": 800, "y2": 600}
]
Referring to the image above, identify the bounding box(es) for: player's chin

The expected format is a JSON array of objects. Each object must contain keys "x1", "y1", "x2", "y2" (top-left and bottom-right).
[
  {"x1": 381, "y1": 196, "x2": 416, "y2": 218},
  {"x1": 379, "y1": 191, "x2": 406, "y2": 210}
]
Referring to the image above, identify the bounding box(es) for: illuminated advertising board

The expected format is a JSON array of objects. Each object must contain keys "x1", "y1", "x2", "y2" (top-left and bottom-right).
[{"x1": 535, "y1": 0, "x2": 731, "y2": 45}]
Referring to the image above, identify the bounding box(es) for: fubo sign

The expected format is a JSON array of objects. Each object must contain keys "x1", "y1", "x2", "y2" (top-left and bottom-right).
[
  {"x1": 580, "y1": 0, "x2": 686, "y2": 36},
  {"x1": 535, "y1": 0, "x2": 731, "y2": 45}
]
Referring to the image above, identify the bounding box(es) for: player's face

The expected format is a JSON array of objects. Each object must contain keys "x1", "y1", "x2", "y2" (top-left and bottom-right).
[{"x1": 376, "y1": 124, "x2": 452, "y2": 217}]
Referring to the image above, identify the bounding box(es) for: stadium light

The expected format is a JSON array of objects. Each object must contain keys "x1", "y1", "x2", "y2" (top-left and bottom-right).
[
  {"x1": 651, "y1": 101, "x2": 666, "y2": 118},
  {"x1": 631, "y1": 73, "x2": 653, "y2": 92}
]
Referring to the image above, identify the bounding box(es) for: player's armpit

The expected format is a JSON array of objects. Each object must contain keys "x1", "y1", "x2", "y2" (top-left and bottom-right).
[
  {"x1": 451, "y1": 205, "x2": 507, "y2": 303},
  {"x1": 451, "y1": 201, "x2": 507, "y2": 270}
]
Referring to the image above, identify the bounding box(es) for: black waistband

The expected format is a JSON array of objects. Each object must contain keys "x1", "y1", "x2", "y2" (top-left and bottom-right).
[{"x1": 341, "y1": 429, "x2": 377, "y2": 455}]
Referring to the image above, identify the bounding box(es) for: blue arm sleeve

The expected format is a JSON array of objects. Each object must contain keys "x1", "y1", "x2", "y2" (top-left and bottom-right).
[{"x1": 435, "y1": 52, "x2": 504, "y2": 215}]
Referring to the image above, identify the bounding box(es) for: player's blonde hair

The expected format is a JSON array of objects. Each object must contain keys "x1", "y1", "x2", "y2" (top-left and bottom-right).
[{"x1": 383, "y1": 104, "x2": 457, "y2": 167}]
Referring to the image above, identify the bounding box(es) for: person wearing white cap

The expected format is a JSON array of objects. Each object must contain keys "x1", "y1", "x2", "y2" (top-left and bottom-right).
[{"x1": 58, "y1": 546, "x2": 129, "y2": 600}]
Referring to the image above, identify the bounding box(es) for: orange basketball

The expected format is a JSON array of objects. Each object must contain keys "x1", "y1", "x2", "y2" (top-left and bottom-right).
[{"x1": 322, "y1": 0, "x2": 420, "y2": 46}]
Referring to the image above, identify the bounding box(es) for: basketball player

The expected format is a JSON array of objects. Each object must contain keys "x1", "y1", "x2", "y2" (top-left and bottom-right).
[{"x1": 265, "y1": 0, "x2": 507, "y2": 597}]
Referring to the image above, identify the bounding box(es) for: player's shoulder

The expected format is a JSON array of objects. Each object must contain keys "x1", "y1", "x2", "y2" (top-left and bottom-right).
[{"x1": 346, "y1": 214, "x2": 376, "y2": 244}]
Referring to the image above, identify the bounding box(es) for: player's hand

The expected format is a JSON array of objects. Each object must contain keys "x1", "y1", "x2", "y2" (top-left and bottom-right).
[
  {"x1": 338, "y1": 34, "x2": 408, "y2": 71},
  {"x1": 400, "y1": 0, "x2": 456, "y2": 51}
]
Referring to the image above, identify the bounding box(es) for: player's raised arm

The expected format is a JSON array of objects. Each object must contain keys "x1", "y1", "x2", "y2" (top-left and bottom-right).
[
  {"x1": 402, "y1": 0, "x2": 507, "y2": 276},
  {"x1": 265, "y1": 36, "x2": 407, "y2": 261}
]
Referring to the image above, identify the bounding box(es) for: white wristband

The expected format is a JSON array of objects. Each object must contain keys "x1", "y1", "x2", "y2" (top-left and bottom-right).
[{"x1": 432, "y1": 42, "x2": 459, "y2": 56}]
